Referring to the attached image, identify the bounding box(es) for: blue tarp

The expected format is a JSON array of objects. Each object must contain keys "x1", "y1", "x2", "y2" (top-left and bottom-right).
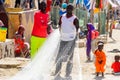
[{"x1": 84, "y1": 0, "x2": 91, "y2": 11}]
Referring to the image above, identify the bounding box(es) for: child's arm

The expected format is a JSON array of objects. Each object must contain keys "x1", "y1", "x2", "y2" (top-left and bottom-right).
[{"x1": 98, "y1": 51, "x2": 106, "y2": 64}]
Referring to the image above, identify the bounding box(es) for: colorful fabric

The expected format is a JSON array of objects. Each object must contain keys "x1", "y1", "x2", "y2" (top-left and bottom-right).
[
  {"x1": 94, "y1": 8, "x2": 100, "y2": 13},
  {"x1": 99, "y1": 0, "x2": 103, "y2": 9},
  {"x1": 96, "y1": 0, "x2": 103, "y2": 9},
  {"x1": 84, "y1": 0, "x2": 91, "y2": 11},
  {"x1": 111, "y1": 62, "x2": 120, "y2": 73},
  {"x1": 91, "y1": 30, "x2": 99, "y2": 40},
  {"x1": 15, "y1": 36, "x2": 24, "y2": 54},
  {"x1": 46, "y1": 0, "x2": 52, "y2": 12},
  {"x1": 14, "y1": 33, "x2": 27, "y2": 57},
  {"x1": 59, "y1": 9, "x2": 66, "y2": 16},
  {"x1": 30, "y1": 36, "x2": 46, "y2": 59},
  {"x1": 94, "y1": 50, "x2": 106, "y2": 72},
  {"x1": 32, "y1": 11, "x2": 49, "y2": 38}
]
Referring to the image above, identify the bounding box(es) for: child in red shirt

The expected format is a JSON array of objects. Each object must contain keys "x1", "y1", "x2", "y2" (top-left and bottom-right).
[
  {"x1": 14, "y1": 25, "x2": 30, "y2": 57},
  {"x1": 111, "y1": 55, "x2": 120, "y2": 74}
]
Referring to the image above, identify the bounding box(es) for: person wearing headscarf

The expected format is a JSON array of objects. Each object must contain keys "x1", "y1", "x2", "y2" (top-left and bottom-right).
[{"x1": 86, "y1": 23, "x2": 95, "y2": 61}]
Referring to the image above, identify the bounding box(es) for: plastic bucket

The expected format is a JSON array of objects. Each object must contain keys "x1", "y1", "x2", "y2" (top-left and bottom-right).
[{"x1": 0, "y1": 27, "x2": 7, "y2": 42}]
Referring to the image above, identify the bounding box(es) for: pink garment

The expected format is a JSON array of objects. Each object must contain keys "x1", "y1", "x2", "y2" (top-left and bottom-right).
[{"x1": 0, "y1": 20, "x2": 4, "y2": 26}]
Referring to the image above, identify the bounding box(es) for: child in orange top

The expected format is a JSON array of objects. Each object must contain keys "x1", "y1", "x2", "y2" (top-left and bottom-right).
[
  {"x1": 111, "y1": 55, "x2": 120, "y2": 74},
  {"x1": 94, "y1": 41, "x2": 106, "y2": 77}
]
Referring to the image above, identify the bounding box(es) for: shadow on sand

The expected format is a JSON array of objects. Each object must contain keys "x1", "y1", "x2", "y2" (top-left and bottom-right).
[
  {"x1": 108, "y1": 49, "x2": 120, "y2": 53},
  {"x1": 54, "y1": 75, "x2": 72, "y2": 80},
  {"x1": 107, "y1": 37, "x2": 116, "y2": 43},
  {"x1": 94, "y1": 76, "x2": 105, "y2": 80}
]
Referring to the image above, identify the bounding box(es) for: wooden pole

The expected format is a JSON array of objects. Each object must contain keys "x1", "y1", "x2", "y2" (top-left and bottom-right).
[
  {"x1": 109, "y1": 8, "x2": 115, "y2": 37},
  {"x1": 90, "y1": 1, "x2": 95, "y2": 24},
  {"x1": 106, "y1": 10, "x2": 110, "y2": 34},
  {"x1": 98, "y1": 9, "x2": 101, "y2": 33}
]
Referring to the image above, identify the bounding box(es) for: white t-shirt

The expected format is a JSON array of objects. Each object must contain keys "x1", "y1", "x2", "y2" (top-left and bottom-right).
[{"x1": 60, "y1": 14, "x2": 77, "y2": 41}]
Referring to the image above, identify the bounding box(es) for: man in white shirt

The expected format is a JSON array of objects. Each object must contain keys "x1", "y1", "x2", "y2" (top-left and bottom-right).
[{"x1": 54, "y1": 3, "x2": 79, "y2": 80}]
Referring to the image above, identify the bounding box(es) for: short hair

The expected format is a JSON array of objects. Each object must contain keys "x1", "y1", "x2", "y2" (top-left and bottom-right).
[
  {"x1": 67, "y1": 3, "x2": 74, "y2": 11},
  {"x1": 39, "y1": 1, "x2": 46, "y2": 10},
  {"x1": 114, "y1": 55, "x2": 120, "y2": 61},
  {"x1": 18, "y1": 25, "x2": 25, "y2": 32}
]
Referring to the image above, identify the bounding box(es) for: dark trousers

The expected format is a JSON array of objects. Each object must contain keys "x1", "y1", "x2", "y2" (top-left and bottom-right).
[{"x1": 15, "y1": 0, "x2": 20, "y2": 8}]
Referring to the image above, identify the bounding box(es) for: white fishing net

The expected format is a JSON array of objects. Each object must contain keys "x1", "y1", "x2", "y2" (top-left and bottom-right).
[{"x1": 8, "y1": 29, "x2": 82, "y2": 80}]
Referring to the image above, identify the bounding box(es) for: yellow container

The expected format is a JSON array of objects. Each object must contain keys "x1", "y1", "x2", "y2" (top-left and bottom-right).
[{"x1": 0, "y1": 27, "x2": 7, "y2": 42}]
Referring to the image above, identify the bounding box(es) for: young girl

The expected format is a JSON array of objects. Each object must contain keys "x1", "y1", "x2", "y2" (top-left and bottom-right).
[
  {"x1": 94, "y1": 41, "x2": 106, "y2": 77},
  {"x1": 111, "y1": 55, "x2": 120, "y2": 75},
  {"x1": 86, "y1": 23, "x2": 95, "y2": 61},
  {"x1": 14, "y1": 25, "x2": 29, "y2": 57}
]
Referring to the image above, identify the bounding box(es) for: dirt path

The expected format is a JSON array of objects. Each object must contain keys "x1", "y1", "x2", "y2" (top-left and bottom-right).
[
  {"x1": 0, "y1": 29, "x2": 120, "y2": 80},
  {"x1": 79, "y1": 29, "x2": 120, "y2": 80}
]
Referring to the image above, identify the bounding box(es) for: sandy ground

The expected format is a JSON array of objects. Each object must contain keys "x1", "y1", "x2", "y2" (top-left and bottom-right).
[
  {"x1": 0, "y1": 29, "x2": 120, "y2": 80},
  {"x1": 0, "y1": 58, "x2": 30, "y2": 80},
  {"x1": 79, "y1": 29, "x2": 120, "y2": 80}
]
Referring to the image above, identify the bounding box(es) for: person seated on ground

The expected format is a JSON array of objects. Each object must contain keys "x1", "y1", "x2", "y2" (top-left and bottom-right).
[
  {"x1": 14, "y1": 25, "x2": 30, "y2": 58},
  {"x1": 59, "y1": 3, "x2": 67, "y2": 16},
  {"x1": 111, "y1": 55, "x2": 120, "y2": 75},
  {"x1": 94, "y1": 41, "x2": 106, "y2": 77}
]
